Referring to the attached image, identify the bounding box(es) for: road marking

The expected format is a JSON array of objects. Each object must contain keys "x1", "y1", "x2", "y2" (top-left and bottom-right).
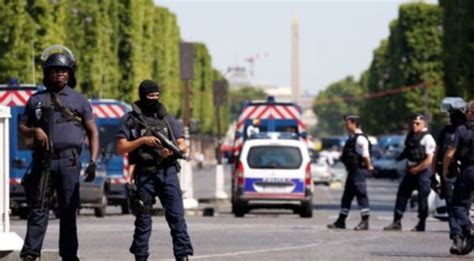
[{"x1": 169, "y1": 235, "x2": 385, "y2": 260}]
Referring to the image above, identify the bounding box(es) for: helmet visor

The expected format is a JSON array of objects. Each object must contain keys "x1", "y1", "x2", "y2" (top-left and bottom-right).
[{"x1": 40, "y1": 45, "x2": 75, "y2": 63}]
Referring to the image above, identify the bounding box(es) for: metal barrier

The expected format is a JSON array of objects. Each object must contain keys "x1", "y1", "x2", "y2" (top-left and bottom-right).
[{"x1": 0, "y1": 105, "x2": 23, "y2": 251}]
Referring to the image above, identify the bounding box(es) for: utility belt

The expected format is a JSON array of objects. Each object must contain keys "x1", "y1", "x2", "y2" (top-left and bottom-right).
[
  {"x1": 52, "y1": 147, "x2": 81, "y2": 159},
  {"x1": 33, "y1": 146, "x2": 81, "y2": 160},
  {"x1": 135, "y1": 160, "x2": 181, "y2": 174}
]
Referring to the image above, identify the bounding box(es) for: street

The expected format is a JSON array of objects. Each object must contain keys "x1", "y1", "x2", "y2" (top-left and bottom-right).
[{"x1": 9, "y1": 165, "x2": 469, "y2": 260}]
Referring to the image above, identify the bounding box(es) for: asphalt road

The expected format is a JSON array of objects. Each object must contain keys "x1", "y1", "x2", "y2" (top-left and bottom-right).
[{"x1": 9, "y1": 165, "x2": 472, "y2": 260}]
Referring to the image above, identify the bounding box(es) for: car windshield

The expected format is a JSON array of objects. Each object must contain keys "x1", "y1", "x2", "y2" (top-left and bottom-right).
[{"x1": 247, "y1": 145, "x2": 302, "y2": 169}]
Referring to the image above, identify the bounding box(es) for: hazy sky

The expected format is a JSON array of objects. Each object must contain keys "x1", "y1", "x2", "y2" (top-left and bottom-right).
[{"x1": 156, "y1": 0, "x2": 438, "y2": 94}]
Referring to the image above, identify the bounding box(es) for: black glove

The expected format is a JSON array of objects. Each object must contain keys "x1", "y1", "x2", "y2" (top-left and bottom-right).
[{"x1": 84, "y1": 160, "x2": 96, "y2": 182}]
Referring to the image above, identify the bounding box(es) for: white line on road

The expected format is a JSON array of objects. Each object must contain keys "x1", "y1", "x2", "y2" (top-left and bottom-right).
[{"x1": 166, "y1": 235, "x2": 385, "y2": 260}]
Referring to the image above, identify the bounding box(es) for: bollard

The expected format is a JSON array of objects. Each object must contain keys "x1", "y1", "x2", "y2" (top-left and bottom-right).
[
  {"x1": 179, "y1": 127, "x2": 198, "y2": 209},
  {"x1": 214, "y1": 164, "x2": 228, "y2": 200},
  {"x1": 0, "y1": 105, "x2": 23, "y2": 251}
]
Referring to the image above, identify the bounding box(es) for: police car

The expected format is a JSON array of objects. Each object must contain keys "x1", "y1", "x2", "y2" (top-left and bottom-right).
[{"x1": 231, "y1": 132, "x2": 313, "y2": 218}]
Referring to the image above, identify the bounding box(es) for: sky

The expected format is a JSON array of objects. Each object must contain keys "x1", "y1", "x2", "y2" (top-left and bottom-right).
[{"x1": 156, "y1": 0, "x2": 438, "y2": 95}]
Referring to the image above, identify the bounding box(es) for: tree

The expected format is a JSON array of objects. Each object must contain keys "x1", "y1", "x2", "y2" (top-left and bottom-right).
[
  {"x1": 0, "y1": 0, "x2": 36, "y2": 83},
  {"x1": 313, "y1": 76, "x2": 363, "y2": 136},
  {"x1": 440, "y1": 0, "x2": 474, "y2": 99}
]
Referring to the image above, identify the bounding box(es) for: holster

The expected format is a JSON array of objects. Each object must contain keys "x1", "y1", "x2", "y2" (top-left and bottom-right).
[{"x1": 125, "y1": 183, "x2": 154, "y2": 216}]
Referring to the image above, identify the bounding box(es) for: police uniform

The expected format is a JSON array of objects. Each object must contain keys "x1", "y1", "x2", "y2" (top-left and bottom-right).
[
  {"x1": 20, "y1": 86, "x2": 94, "y2": 260},
  {"x1": 116, "y1": 81, "x2": 193, "y2": 261},
  {"x1": 385, "y1": 128, "x2": 436, "y2": 231},
  {"x1": 328, "y1": 128, "x2": 371, "y2": 230},
  {"x1": 435, "y1": 124, "x2": 461, "y2": 239},
  {"x1": 448, "y1": 120, "x2": 474, "y2": 254}
]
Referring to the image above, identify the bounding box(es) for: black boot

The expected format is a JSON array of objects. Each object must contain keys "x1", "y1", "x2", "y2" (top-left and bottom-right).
[
  {"x1": 327, "y1": 215, "x2": 346, "y2": 229},
  {"x1": 461, "y1": 235, "x2": 474, "y2": 256},
  {"x1": 354, "y1": 216, "x2": 369, "y2": 231},
  {"x1": 135, "y1": 255, "x2": 148, "y2": 261},
  {"x1": 383, "y1": 219, "x2": 402, "y2": 231},
  {"x1": 175, "y1": 256, "x2": 189, "y2": 261},
  {"x1": 411, "y1": 219, "x2": 426, "y2": 232},
  {"x1": 450, "y1": 235, "x2": 464, "y2": 255}
]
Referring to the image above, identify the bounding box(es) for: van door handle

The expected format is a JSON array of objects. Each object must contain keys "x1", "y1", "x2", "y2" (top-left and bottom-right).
[{"x1": 13, "y1": 158, "x2": 27, "y2": 168}]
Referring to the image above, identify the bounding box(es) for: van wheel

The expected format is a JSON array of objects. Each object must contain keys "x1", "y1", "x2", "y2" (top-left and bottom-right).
[
  {"x1": 299, "y1": 200, "x2": 313, "y2": 218},
  {"x1": 232, "y1": 201, "x2": 247, "y2": 218},
  {"x1": 94, "y1": 195, "x2": 107, "y2": 218}
]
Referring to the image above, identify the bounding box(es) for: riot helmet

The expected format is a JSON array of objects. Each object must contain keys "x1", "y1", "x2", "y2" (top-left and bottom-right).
[
  {"x1": 440, "y1": 97, "x2": 466, "y2": 113},
  {"x1": 41, "y1": 45, "x2": 76, "y2": 88}
]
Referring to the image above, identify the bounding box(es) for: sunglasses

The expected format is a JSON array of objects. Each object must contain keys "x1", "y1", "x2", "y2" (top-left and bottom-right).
[{"x1": 412, "y1": 121, "x2": 422, "y2": 126}]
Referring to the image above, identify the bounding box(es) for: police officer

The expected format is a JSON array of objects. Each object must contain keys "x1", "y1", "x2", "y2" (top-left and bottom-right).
[
  {"x1": 384, "y1": 114, "x2": 436, "y2": 232},
  {"x1": 328, "y1": 115, "x2": 373, "y2": 230},
  {"x1": 431, "y1": 98, "x2": 466, "y2": 251},
  {"x1": 442, "y1": 100, "x2": 474, "y2": 255},
  {"x1": 19, "y1": 46, "x2": 99, "y2": 261},
  {"x1": 116, "y1": 80, "x2": 193, "y2": 261}
]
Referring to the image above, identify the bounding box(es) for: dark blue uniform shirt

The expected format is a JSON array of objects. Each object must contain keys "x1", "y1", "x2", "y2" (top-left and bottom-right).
[
  {"x1": 449, "y1": 121, "x2": 474, "y2": 166},
  {"x1": 23, "y1": 86, "x2": 93, "y2": 150},
  {"x1": 116, "y1": 112, "x2": 183, "y2": 141}
]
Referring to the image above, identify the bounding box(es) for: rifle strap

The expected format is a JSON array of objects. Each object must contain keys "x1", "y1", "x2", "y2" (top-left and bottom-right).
[{"x1": 50, "y1": 92, "x2": 83, "y2": 127}]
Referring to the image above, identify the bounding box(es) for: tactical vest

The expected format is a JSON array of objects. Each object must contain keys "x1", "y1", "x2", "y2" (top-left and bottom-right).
[
  {"x1": 436, "y1": 126, "x2": 456, "y2": 166},
  {"x1": 404, "y1": 131, "x2": 429, "y2": 164},
  {"x1": 457, "y1": 121, "x2": 474, "y2": 167},
  {"x1": 128, "y1": 105, "x2": 173, "y2": 169},
  {"x1": 341, "y1": 133, "x2": 370, "y2": 170}
]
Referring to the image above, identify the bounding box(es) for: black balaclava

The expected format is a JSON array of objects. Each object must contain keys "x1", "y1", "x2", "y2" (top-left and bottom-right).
[{"x1": 137, "y1": 79, "x2": 167, "y2": 117}]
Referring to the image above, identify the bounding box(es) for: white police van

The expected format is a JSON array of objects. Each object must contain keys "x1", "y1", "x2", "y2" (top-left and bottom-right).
[{"x1": 231, "y1": 132, "x2": 313, "y2": 218}]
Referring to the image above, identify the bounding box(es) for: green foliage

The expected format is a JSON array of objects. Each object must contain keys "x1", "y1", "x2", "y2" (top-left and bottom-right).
[
  {"x1": 314, "y1": 3, "x2": 444, "y2": 136},
  {"x1": 440, "y1": 0, "x2": 474, "y2": 99},
  {"x1": 313, "y1": 76, "x2": 363, "y2": 136},
  {"x1": 213, "y1": 69, "x2": 231, "y2": 137},
  {"x1": 228, "y1": 86, "x2": 267, "y2": 121},
  {"x1": 190, "y1": 43, "x2": 214, "y2": 134},
  {"x1": 0, "y1": 0, "x2": 36, "y2": 83},
  {"x1": 0, "y1": 0, "x2": 222, "y2": 135}
]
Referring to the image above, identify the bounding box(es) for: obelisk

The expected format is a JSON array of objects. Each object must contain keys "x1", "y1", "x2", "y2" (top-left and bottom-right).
[{"x1": 291, "y1": 12, "x2": 300, "y2": 103}]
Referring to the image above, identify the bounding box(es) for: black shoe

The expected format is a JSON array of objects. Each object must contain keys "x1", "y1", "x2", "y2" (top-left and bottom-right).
[
  {"x1": 450, "y1": 235, "x2": 464, "y2": 255},
  {"x1": 354, "y1": 219, "x2": 369, "y2": 231},
  {"x1": 327, "y1": 220, "x2": 345, "y2": 229},
  {"x1": 176, "y1": 256, "x2": 189, "y2": 261},
  {"x1": 383, "y1": 220, "x2": 401, "y2": 231},
  {"x1": 460, "y1": 235, "x2": 474, "y2": 255},
  {"x1": 411, "y1": 222, "x2": 425, "y2": 232},
  {"x1": 62, "y1": 256, "x2": 80, "y2": 261},
  {"x1": 22, "y1": 256, "x2": 37, "y2": 261}
]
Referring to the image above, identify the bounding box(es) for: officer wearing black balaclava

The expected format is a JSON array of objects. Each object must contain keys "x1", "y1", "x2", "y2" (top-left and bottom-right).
[{"x1": 116, "y1": 80, "x2": 193, "y2": 261}]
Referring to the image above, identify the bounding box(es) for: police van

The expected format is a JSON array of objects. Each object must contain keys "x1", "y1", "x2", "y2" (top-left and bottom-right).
[
  {"x1": 232, "y1": 132, "x2": 313, "y2": 218},
  {"x1": 89, "y1": 99, "x2": 131, "y2": 214}
]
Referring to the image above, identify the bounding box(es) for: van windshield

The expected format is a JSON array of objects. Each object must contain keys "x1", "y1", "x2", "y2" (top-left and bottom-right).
[{"x1": 247, "y1": 146, "x2": 302, "y2": 169}]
